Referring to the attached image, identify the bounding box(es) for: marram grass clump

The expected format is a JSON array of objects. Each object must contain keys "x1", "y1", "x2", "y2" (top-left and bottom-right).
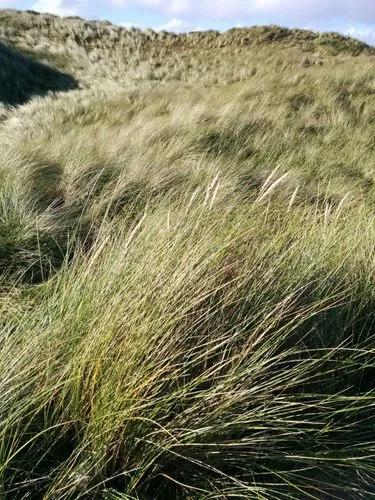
[{"x1": 0, "y1": 9, "x2": 374, "y2": 499}]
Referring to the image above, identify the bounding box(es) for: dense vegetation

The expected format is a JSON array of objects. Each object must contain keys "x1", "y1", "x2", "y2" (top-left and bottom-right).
[{"x1": 0, "y1": 9, "x2": 374, "y2": 499}]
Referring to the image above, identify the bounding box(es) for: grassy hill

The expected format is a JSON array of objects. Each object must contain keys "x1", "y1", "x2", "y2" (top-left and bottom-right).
[
  {"x1": 0, "y1": 9, "x2": 373, "y2": 86},
  {"x1": 0, "y1": 9, "x2": 374, "y2": 499}
]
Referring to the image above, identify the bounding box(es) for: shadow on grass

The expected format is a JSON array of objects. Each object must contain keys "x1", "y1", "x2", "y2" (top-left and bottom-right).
[{"x1": 0, "y1": 42, "x2": 78, "y2": 106}]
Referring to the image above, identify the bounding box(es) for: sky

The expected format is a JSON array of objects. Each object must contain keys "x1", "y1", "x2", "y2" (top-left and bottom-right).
[{"x1": 2, "y1": 0, "x2": 375, "y2": 45}]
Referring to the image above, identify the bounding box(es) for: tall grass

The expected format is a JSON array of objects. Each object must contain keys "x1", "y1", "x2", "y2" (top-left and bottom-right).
[
  {"x1": 1, "y1": 196, "x2": 375, "y2": 498},
  {"x1": 0, "y1": 10, "x2": 374, "y2": 498}
]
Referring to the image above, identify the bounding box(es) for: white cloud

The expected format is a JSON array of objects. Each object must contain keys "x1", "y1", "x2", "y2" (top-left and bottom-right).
[
  {"x1": 32, "y1": 0, "x2": 85, "y2": 16},
  {"x1": 344, "y1": 26, "x2": 375, "y2": 45},
  {"x1": 120, "y1": 17, "x2": 203, "y2": 33},
  {"x1": 120, "y1": 21, "x2": 143, "y2": 29},
  {"x1": 157, "y1": 17, "x2": 189, "y2": 32}
]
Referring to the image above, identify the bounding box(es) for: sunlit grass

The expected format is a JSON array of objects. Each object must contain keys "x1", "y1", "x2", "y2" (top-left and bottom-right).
[{"x1": 0, "y1": 9, "x2": 374, "y2": 498}]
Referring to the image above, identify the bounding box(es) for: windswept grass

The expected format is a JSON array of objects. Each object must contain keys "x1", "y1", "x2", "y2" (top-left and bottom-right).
[
  {"x1": 0, "y1": 9, "x2": 374, "y2": 499},
  {"x1": 0, "y1": 9, "x2": 373, "y2": 88},
  {"x1": 1, "y1": 196, "x2": 375, "y2": 498}
]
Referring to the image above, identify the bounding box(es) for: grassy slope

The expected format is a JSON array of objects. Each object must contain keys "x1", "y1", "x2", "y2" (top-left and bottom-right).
[
  {"x1": 0, "y1": 9, "x2": 375, "y2": 499},
  {"x1": 0, "y1": 9, "x2": 373, "y2": 85}
]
